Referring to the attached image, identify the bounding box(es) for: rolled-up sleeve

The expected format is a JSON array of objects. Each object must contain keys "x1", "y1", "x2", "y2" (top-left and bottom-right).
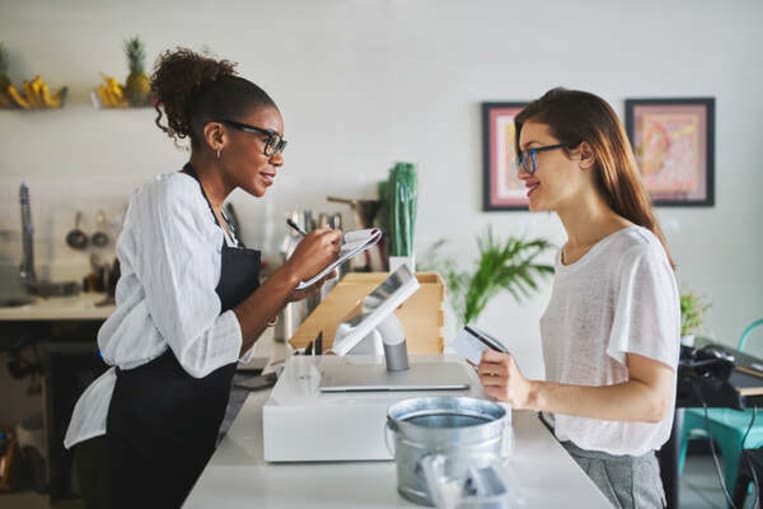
[
  {"x1": 606, "y1": 243, "x2": 680, "y2": 369},
  {"x1": 132, "y1": 178, "x2": 242, "y2": 378}
]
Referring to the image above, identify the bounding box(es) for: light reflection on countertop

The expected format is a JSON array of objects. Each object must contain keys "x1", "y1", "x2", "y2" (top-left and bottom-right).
[{"x1": 0, "y1": 293, "x2": 115, "y2": 321}]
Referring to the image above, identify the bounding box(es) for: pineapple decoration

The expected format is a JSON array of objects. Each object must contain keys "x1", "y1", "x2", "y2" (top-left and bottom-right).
[
  {"x1": 124, "y1": 36, "x2": 151, "y2": 107},
  {"x1": 0, "y1": 43, "x2": 11, "y2": 107}
]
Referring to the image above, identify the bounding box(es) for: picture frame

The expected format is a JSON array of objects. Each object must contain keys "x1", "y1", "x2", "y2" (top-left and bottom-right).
[
  {"x1": 482, "y1": 102, "x2": 528, "y2": 211},
  {"x1": 625, "y1": 97, "x2": 715, "y2": 207}
]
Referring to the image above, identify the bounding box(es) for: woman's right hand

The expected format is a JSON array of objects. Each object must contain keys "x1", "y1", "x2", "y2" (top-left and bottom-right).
[
  {"x1": 478, "y1": 350, "x2": 535, "y2": 409},
  {"x1": 284, "y1": 227, "x2": 342, "y2": 283}
]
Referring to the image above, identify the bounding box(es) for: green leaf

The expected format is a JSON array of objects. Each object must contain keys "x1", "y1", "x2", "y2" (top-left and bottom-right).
[
  {"x1": 421, "y1": 226, "x2": 555, "y2": 326},
  {"x1": 680, "y1": 291, "x2": 711, "y2": 337}
]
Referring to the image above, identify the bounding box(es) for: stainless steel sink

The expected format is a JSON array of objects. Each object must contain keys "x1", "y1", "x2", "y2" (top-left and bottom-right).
[
  {"x1": 0, "y1": 281, "x2": 78, "y2": 308},
  {"x1": 32, "y1": 281, "x2": 80, "y2": 298},
  {"x1": 0, "y1": 297, "x2": 34, "y2": 308}
]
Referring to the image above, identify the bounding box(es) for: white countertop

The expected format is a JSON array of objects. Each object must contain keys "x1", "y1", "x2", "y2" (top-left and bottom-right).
[
  {"x1": 185, "y1": 380, "x2": 612, "y2": 508},
  {"x1": 0, "y1": 293, "x2": 115, "y2": 321}
]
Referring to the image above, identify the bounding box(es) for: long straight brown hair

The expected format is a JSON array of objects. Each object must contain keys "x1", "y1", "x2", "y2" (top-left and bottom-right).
[{"x1": 515, "y1": 88, "x2": 675, "y2": 268}]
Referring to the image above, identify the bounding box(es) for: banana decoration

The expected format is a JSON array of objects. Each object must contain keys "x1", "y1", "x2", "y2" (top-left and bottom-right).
[
  {"x1": 3, "y1": 75, "x2": 67, "y2": 109},
  {"x1": 96, "y1": 75, "x2": 128, "y2": 108},
  {"x1": 6, "y1": 84, "x2": 30, "y2": 109},
  {"x1": 39, "y1": 80, "x2": 64, "y2": 108},
  {"x1": 22, "y1": 80, "x2": 38, "y2": 108}
]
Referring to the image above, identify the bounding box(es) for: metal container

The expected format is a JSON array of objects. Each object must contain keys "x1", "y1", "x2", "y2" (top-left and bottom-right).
[
  {"x1": 387, "y1": 396, "x2": 508, "y2": 506},
  {"x1": 273, "y1": 302, "x2": 294, "y2": 343}
]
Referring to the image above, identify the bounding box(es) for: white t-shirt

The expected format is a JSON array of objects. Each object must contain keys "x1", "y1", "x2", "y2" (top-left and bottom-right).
[
  {"x1": 64, "y1": 172, "x2": 255, "y2": 450},
  {"x1": 540, "y1": 225, "x2": 680, "y2": 456}
]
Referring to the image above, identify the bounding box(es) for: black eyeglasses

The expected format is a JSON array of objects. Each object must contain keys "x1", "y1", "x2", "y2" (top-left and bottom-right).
[
  {"x1": 516, "y1": 144, "x2": 568, "y2": 175},
  {"x1": 220, "y1": 119, "x2": 288, "y2": 157}
]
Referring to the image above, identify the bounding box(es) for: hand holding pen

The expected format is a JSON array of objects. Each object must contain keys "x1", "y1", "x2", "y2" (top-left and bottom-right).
[{"x1": 284, "y1": 218, "x2": 341, "y2": 289}]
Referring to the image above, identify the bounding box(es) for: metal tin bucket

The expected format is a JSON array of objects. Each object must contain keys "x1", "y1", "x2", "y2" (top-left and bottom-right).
[{"x1": 386, "y1": 396, "x2": 508, "y2": 506}]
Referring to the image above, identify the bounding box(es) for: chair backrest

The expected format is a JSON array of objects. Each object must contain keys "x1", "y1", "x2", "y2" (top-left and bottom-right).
[{"x1": 737, "y1": 318, "x2": 763, "y2": 352}]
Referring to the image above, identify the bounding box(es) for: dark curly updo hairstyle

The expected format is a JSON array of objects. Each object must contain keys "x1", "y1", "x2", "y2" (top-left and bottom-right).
[{"x1": 151, "y1": 48, "x2": 277, "y2": 148}]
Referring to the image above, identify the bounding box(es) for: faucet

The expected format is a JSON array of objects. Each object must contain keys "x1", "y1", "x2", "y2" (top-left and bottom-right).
[{"x1": 19, "y1": 181, "x2": 37, "y2": 290}]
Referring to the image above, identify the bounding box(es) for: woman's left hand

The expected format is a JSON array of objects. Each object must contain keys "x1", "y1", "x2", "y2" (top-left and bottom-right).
[
  {"x1": 477, "y1": 350, "x2": 535, "y2": 409},
  {"x1": 286, "y1": 270, "x2": 337, "y2": 302}
]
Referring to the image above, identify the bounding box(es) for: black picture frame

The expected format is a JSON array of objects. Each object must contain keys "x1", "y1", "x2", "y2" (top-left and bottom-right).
[
  {"x1": 625, "y1": 97, "x2": 715, "y2": 207},
  {"x1": 482, "y1": 102, "x2": 528, "y2": 211}
]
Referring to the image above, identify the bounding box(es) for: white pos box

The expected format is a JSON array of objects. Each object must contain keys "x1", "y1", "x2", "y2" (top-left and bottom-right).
[
  {"x1": 262, "y1": 354, "x2": 482, "y2": 462},
  {"x1": 263, "y1": 265, "x2": 486, "y2": 462}
]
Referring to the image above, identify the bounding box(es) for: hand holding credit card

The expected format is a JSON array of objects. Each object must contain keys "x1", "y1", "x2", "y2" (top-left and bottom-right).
[{"x1": 452, "y1": 325, "x2": 511, "y2": 365}]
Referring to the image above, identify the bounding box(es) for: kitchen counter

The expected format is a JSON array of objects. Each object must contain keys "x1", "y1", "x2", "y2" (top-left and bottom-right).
[
  {"x1": 0, "y1": 293, "x2": 115, "y2": 321},
  {"x1": 186, "y1": 399, "x2": 612, "y2": 508},
  {"x1": 185, "y1": 347, "x2": 612, "y2": 508}
]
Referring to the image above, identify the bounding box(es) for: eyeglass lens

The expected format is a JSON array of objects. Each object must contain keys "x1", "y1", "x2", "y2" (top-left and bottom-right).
[
  {"x1": 265, "y1": 135, "x2": 286, "y2": 156},
  {"x1": 517, "y1": 150, "x2": 536, "y2": 174}
]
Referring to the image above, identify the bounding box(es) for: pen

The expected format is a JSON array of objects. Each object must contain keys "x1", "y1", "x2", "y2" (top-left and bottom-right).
[
  {"x1": 314, "y1": 331, "x2": 323, "y2": 355},
  {"x1": 286, "y1": 218, "x2": 308, "y2": 237}
]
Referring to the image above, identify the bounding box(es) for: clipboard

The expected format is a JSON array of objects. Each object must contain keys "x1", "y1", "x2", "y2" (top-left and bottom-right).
[{"x1": 296, "y1": 228, "x2": 382, "y2": 290}]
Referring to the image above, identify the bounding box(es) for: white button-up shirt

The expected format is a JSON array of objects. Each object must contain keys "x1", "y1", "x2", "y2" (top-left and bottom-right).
[{"x1": 65, "y1": 172, "x2": 254, "y2": 449}]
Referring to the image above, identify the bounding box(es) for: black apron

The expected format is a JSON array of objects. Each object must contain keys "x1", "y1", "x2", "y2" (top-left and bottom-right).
[{"x1": 106, "y1": 164, "x2": 261, "y2": 508}]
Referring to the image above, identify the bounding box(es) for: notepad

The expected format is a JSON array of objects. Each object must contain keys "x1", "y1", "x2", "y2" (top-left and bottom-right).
[{"x1": 295, "y1": 228, "x2": 383, "y2": 290}]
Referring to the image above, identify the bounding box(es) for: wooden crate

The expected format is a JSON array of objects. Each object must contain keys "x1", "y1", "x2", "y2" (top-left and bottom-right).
[{"x1": 289, "y1": 272, "x2": 445, "y2": 353}]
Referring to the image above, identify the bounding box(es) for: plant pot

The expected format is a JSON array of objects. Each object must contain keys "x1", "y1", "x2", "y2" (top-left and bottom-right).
[{"x1": 681, "y1": 334, "x2": 696, "y2": 347}]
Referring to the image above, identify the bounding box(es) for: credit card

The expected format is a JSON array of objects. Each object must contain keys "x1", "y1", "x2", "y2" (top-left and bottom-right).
[{"x1": 452, "y1": 325, "x2": 510, "y2": 365}]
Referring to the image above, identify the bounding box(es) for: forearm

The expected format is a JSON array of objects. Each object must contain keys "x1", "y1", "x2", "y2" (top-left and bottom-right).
[
  {"x1": 528, "y1": 379, "x2": 672, "y2": 423},
  {"x1": 233, "y1": 263, "x2": 300, "y2": 355}
]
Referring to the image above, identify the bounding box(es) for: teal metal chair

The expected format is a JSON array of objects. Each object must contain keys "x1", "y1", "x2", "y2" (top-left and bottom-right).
[{"x1": 678, "y1": 319, "x2": 763, "y2": 492}]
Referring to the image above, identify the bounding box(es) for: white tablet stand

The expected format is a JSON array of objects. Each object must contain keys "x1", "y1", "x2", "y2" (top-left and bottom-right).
[{"x1": 330, "y1": 264, "x2": 420, "y2": 371}]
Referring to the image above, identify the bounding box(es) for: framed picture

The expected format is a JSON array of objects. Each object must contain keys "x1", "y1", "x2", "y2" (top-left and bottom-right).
[
  {"x1": 625, "y1": 98, "x2": 715, "y2": 207},
  {"x1": 482, "y1": 102, "x2": 528, "y2": 211}
]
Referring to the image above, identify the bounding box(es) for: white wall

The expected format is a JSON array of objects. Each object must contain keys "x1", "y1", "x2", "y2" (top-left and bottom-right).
[{"x1": 1, "y1": 0, "x2": 761, "y2": 379}]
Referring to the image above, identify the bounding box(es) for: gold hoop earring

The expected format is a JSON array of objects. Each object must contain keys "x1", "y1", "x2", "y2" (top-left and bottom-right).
[{"x1": 216, "y1": 148, "x2": 222, "y2": 160}]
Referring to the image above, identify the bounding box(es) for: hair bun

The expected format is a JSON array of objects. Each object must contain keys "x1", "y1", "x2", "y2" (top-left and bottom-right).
[{"x1": 151, "y1": 48, "x2": 238, "y2": 143}]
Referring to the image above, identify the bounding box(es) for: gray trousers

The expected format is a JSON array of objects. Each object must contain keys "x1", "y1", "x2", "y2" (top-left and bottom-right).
[{"x1": 562, "y1": 441, "x2": 666, "y2": 509}]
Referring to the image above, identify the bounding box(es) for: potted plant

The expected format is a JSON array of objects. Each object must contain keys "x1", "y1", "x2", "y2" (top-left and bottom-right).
[
  {"x1": 422, "y1": 226, "x2": 554, "y2": 327},
  {"x1": 680, "y1": 291, "x2": 711, "y2": 346}
]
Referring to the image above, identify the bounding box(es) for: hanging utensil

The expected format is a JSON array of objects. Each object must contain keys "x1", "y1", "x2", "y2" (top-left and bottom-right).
[
  {"x1": 65, "y1": 211, "x2": 89, "y2": 250},
  {"x1": 19, "y1": 182, "x2": 37, "y2": 288},
  {"x1": 91, "y1": 210, "x2": 110, "y2": 248}
]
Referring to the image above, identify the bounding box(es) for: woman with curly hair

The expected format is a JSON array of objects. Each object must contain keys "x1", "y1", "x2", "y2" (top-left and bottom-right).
[
  {"x1": 65, "y1": 48, "x2": 341, "y2": 508},
  {"x1": 477, "y1": 88, "x2": 680, "y2": 508}
]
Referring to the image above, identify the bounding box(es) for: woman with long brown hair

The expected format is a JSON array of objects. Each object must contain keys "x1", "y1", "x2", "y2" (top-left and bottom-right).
[
  {"x1": 478, "y1": 88, "x2": 680, "y2": 508},
  {"x1": 64, "y1": 48, "x2": 341, "y2": 508}
]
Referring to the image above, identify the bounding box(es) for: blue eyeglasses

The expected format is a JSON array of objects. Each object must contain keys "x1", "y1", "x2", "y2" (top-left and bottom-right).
[{"x1": 516, "y1": 144, "x2": 568, "y2": 174}]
